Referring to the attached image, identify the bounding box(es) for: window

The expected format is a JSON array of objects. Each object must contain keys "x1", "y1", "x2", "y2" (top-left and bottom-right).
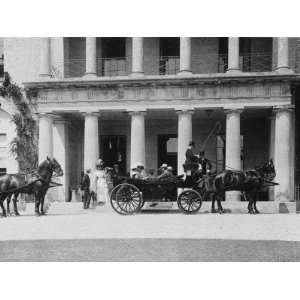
[
  {"x1": 0, "y1": 133, "x2": 7, "y2": 143},
  {"x1": 159, "y1": 37, "x2": 180, "y2": 75},
  {"x1": 100, "y1": 38, "x2": 127, "y2": 76},
  {"x1": 0, "y1": 168, "x2": 6, "y2": 175}
]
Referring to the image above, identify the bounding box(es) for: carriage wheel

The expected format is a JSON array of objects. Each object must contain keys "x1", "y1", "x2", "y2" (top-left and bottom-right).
[
  {"x1": 110, "y1": 183, "x2": 142, "y2": 215},
  {"x1": 177, "y1": 189, "x2": 202, "y2": 214}
]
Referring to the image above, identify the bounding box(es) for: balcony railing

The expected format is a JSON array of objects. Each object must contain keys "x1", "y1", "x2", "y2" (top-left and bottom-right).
[
  {"x1": 239, "y1": 52, "x2": 273, "y2": 72},
  {"x1": 97, "y1": 57, "x2": 128, "y2": 77},
  {"x1": 62, "y1": 57, "x2": 129, "y2": 78},
  {"x1": 64, "y1": 58, "x2": 85, "y2": 78},
  {"x1": 159, "y1": 56, "x2": 179, "y2": 75},
  {"x1": 56, "y1": 52, "x2": 274, "y2": 79}
]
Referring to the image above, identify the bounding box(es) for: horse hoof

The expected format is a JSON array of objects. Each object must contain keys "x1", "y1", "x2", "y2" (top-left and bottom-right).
[
  {"x1": 254, "y1": 210, "x2": 260, "y2": 214},
  {"x1": 218, "y1": 209, "x2": 225, "y2": 214},
  {"x1": 14, "y1": 212, "x2": 20, "y2": 216},
  {"x1": 35, "y1": 212, "x2": 41, "y2": 216},
  {"x1": 211, "y1": 209, "x2": 217, "y2": 214},
  {"x1": 1, "y1": 213, "x2": 7, "y2": 217},
  {"x1": 248, "y1": 210, "x2": 255, "y2": 214}
]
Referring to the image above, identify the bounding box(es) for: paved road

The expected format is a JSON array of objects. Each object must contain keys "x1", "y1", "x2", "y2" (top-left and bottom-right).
[
  {"x1": 1, "y1": 238, "x2": 300, "y2": 261},
  {"x1": 0, "y1": 202, "x2": 300, "y2": 261}
]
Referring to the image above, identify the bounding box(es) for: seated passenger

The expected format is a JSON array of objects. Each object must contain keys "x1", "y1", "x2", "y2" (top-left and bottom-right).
[
  {"x1": 158, "y1": 163, "x2": 168, "y2": 176},
  {"x1": 131, "y1": 163, "x2": 146, "y2": 180}
]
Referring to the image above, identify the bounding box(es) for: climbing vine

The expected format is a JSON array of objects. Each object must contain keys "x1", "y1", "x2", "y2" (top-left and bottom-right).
[{"x1": 0, "y1": 72, "x2": 38, "y2": 172}]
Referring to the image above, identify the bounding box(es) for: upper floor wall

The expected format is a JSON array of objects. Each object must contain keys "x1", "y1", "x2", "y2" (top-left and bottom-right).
[{"x1": 1, "y1": 37, "x2": 300, "y2": 85}]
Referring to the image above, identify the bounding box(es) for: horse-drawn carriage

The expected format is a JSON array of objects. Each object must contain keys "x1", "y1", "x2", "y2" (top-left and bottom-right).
[
  {"x1": 109, "y1": 159, "x2": 278, "y2": 215},
  {"x1": 110, "y1": 175, "x2": 203, "y2": 215}
]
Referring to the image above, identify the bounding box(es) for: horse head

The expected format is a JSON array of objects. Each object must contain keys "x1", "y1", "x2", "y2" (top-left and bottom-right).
[
  {"x1": 256, "y1": 159, "x2": 276, "y2": 181},
  {"x1": 38, "y1": 157, "x2": 63, "y2": 180},
  {"x1": 47, "y1": 156, "x2": 63, "y2": 177}
]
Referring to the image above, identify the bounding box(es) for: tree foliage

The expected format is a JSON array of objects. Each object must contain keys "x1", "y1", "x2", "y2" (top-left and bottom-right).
[{"x1": 0, "y1": 72, "x2": 38, "y2": 172}]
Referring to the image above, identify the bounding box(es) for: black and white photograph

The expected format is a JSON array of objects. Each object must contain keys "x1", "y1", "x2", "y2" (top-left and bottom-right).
[{"x1": 1, "y1": 1, "x2": 300, "y2": 299}]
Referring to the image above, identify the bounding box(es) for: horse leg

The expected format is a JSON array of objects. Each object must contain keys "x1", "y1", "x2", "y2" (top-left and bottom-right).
[
  {"x1": 40, "y1": 191, "x2": 47, "y2": 215},
  {"x1": 253, "y1": 192, "x2": 260, "y2": 214},
  {"x1": 35, "y1": 193, "x2": 41, "y2": 216},
  {"x1": 12, "y1": 193, "x2": 20, "y2": 216},
  {"x1": 217, "y1": 193, "x2": 225, "y2": 214},
  {"x1": 6, "y1": 194, "x2": 11, "y2": 215},
  {"x1": 211, "y1": 193, "x2": 217, "y2": 213},
  {"x1": 0, "y1": 196, "x2": 7, "y2": 217},
  {"x1": 247, "y1": 193, "x2": 255, "y2": 214}
]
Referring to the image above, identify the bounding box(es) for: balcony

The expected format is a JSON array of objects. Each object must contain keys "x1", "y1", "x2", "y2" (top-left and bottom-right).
[
  {"x1": 63, "y1": 57, "x2": 128, "y2": 78},
  {"x1": 97, "y1": 57, "x2": 128, "y2": 77},
  {"x1": 56, "y1": 52, "x2": 274, "y2": 79},
  {"x1": 159, "y1": 56, "x2": 179, "y2": 75},
  {"x1": 239, "y1": 52, "x2": 273, "y2": 72}
]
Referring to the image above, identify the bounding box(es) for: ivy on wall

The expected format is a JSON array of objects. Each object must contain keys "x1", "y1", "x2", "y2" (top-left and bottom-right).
[{"x1": 0, "y1": 72, "x2": 38, "y2": 172}]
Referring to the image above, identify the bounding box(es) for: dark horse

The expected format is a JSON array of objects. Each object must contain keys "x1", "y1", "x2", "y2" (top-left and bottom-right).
[
  {"x1": 0, "y1": 157, "x2": 63, "y2": 217},
  {"x1": 199, "y1": 159, "x2": 277, "y2": 214}
]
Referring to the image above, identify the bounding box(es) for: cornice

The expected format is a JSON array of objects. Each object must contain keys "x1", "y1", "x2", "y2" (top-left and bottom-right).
[{"x1": 23, "y1": 72, "x2": 300, "y2": 91}]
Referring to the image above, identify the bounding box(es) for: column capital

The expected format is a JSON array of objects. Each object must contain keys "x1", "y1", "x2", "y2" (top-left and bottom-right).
[
  {"x1": 224, "y1": 107, "x2": 244, "y2": 115},
  {"x1": 175, "y1": 108, "x2": 194, "y2": 115},
  {"x1": 127, "y1": 110, "x2": 147, "y2": 116},
  {"x1": 35, "y1": 112, "x2": 55, "y2": 120},
  {"x1": 273, "y1": 104, "x2": 295, "y2": 114},
  {"x1": 81, "y1": 111, "x2": 101, "y2": 117}
]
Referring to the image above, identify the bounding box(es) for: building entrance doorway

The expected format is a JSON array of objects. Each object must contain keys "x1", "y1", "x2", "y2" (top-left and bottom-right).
[
  {"x1": 157, "y1": 134, "x2": 178, "y2": 174},
  {"x1": 100, "y1": 135, "x2": 127, "y2": 173}
]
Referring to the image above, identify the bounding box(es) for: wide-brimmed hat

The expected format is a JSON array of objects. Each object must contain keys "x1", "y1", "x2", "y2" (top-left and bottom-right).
[
  {"x1": 167, "y1": 166, "x2": 173, "y2": 171},
  {"x1": 160, "y1": 163, "x2": 168, "y2": 168}
]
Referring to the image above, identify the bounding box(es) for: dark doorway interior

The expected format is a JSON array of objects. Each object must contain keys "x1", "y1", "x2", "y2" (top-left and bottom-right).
[
  {"x1": 100, "y1": 135, "x2": 127, "y2": 174},
  {"x1": 157, "y1": 134, "x2": 178, "y2": 175}
]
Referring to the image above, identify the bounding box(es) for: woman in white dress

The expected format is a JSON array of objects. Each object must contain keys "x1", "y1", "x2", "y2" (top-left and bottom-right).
[{"x1": 92, "y1": 159, "x2": 109, "y2": 205}]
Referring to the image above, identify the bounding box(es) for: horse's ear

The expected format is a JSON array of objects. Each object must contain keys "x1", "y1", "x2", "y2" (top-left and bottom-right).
[{"x1": 46, "y1": 156, "x2": 50, "y2": 161}]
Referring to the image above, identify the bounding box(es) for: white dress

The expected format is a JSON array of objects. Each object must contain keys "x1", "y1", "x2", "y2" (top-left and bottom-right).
[{"x1": 92, "y1": 169, "x2": 109, "y2": 204}]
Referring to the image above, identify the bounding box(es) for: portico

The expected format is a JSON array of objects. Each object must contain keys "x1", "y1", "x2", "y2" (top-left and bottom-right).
[{"x1": 24, "y1": 36, "x2": 296, "y2": 209}]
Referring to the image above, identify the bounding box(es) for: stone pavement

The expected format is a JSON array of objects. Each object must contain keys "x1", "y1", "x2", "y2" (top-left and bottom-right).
[{"x1": 0, "y1": 201, "x2": 299, "y2": 242}]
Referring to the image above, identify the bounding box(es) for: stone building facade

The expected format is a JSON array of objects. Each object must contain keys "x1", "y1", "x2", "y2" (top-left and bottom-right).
[{"x1": 1, "y1": 37, "x2": 299, "y2": 205}]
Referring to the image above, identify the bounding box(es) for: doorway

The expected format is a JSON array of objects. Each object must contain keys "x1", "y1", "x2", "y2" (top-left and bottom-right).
[
  {"x1": 100, "y1": 135, "x2": 127, "y2": 173},
  {"x1": 157, "y1": 134, "x2": 178, "y2": 174}
]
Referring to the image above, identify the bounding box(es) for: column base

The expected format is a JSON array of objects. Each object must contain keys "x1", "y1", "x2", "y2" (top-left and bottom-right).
[
  {"x1": 39, "y1": 74, "x2": 51, "y2": 78},
  {"x1": 83, "y1": 73, "x2": 97, "y2": 79},
  {"x1": 274, "y1": 67, "x2": 294, "y2": 74},
  {"x1": 178, "y1": 70, "x2": 192, "y2": 76},
  {"x1": 226, "y1": 69, "x2": 242, "y2": 75},
  {"x1": 130, "y1": 72, "x2": 144, "y2": 78}
]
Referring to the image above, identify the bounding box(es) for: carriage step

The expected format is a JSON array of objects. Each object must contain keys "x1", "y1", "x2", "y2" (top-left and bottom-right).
[{"x1": 144, "y1": 202, "x2": 175, "y2": 210}]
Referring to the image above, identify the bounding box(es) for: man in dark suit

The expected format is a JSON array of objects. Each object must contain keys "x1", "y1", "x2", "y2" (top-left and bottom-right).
[
  {"x1": 198, "y1": 151, "x2": 212, "y2": 175},
  {"x1": 81, "y1": 169, "x2": 91, "y2": 209}
]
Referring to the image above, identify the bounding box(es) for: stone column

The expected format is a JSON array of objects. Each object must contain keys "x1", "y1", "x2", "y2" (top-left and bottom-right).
[
  {"x1": 131, "y1": 37, "x2": 144, "y2": 76},
  {"x1": 177, "y1": 110, "x2": 193, "y2": 175},
  {"x1": 85, "y1": 37, "x2": 97, "y2": 77},
  {"x1": 276, "y1": 37, "x2": 292, "y2": 73},
  {"x1": 268, "y1": 113, "x2": 276, "y2": 201},
  {"x1": 83, "y1": 112, "x2": 99, "y2": 171},
  {"x1": 39, "y1": 38, "x2": 51, "y2": 77},
  {"x1": 129, "y1": 111, "x2": 146, "y2": 170},
  {"x1": 225, "y1": 108, "x2": 243, "y2": 201},
  {"x1": 53, "y1": 119, "x2": 69, "y2": 202},
  {"x1": 227, "y1": 37, "x2": 240, "y2": 73},
  {"x1": 274, "y1": 105, "x2": 294, "y2": 202},
  {"x1": 38, "y1": 113, "x2": 53, "y2": 163},
  {"x1": 179, "y1": 37, "x2": 192, "y2": 75}
]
